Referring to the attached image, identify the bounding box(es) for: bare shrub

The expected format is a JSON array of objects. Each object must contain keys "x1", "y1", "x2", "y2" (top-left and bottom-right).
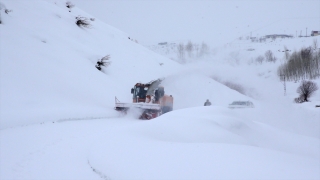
[
  {"x1": 76, "y1": 16, "x2": 91, "y2": 28},
  {"x1": 294, "y1": 96, "x2": 304, "y2": 103},
  {"x1": 66, "y1": 1, "x2": 75, "y2": 9},
  {"x1": 185, "y1": 41, "x2": 193, "y2": 57},
  {"x1": 283, "y1": 46, "x2": 290, "y2": 60},
  {"x1": 296, "y1": 80, "x2": 318, "y2": 102},
  {"x1": 194, "y1": 43, "x2": 199, "y2": 57},
  {"x1": 301, "y1": 47, "x2": 312, "y2": 60},
  {"x1": 255, "y1": 55, "x2": 264, "y2": 64},
  {"x1": 278, "y1": 46, "x2": 320, "y2": 81},
  {"x1": 177, "y1": 43, "x2": 185, "y2": 62},
  {"x1": 95, "y1": 55, "x2": 111, "y2": 71},
  {"x1": 265, "y1": 50, "x2": 277, "y2": 62},
  {"x1": 4, "y1": 9, "x2": 11, "y2": 14},
  {"x1": 199, "y1": 42, "x2": 209, "y2": 57},
  {"x1": 313, "y1": 39, "x2": 318, "y2": 50}
]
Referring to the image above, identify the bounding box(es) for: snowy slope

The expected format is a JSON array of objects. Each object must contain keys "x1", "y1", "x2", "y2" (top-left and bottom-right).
[
  {"x1": 0, "y1": 0, "x2": 254, "y2": 129},
  {"x1": 0, "y1": 0, "x2": 182, "y2": 128},
  {"x1": 0, "y1": 0, "x2": 319, "y2": 180}
]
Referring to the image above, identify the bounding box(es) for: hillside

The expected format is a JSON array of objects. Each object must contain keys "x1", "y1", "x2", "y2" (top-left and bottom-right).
[
  {"x1": 0, "y1": 0, "x2": 182, "y2": 128},
  {"x1": 0, "y1": 0, "x2": 319, "y2": 179},
  {"x1": 0, "y1": 0, "x2": 258, "y2": 129}
]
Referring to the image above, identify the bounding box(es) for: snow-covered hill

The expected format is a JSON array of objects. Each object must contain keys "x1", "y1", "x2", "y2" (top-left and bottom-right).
[
  {"x1": 0, "y1": 0, "x2": 258, "y2": 129},
  {"x1": 0, "y1": 0, "x2": 182, "y2": 128},
  {"x1": 146, "y1": 36, "x2": 319, "y2": 65},
  {"x1": 0, "y1": 0, "x2": 319, "y2": 179}
]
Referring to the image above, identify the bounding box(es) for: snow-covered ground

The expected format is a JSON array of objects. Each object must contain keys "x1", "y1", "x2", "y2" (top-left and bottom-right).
[{"x1": 0, "y1": 0, "x2": 319, "y2": 179}]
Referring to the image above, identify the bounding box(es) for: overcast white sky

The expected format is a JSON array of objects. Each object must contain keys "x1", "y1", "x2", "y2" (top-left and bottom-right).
[{"x1": 72, "y1": 0, "x2": 320, "y2": 46}]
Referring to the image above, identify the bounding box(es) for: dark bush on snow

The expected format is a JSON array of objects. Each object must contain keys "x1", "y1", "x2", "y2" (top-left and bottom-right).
[
  {"x1": 75, "y1": 16, "x2": 91, "y2": 28},
  {"x1": 4, "y1": 9, "x2": 11, "y2": 14},
  {"x1": 255, "y1": 55, "x2": 265, "y2": 64},
  {"x1": 66, "y1": 1, "x2": 75, "y2": 9},
  {"x1": 265, "y1": 50, "x2": 277, "y2": 62},
  {"x1": 295, "y1": 80, "x2": 318, "y2": 103},
  {"x1": 96, "y1": 55, "x2": 111, "y2": 71}
]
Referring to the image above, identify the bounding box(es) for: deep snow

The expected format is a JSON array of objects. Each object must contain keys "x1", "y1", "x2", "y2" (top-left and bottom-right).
[{"x1": 0, "y1": 0, "x2": 319, "y2": 179}]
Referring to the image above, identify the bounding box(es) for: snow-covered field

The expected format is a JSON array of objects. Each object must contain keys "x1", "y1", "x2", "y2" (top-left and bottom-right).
[{"x1": 0, "y1": 0, "x2": 319, "y2": 179}]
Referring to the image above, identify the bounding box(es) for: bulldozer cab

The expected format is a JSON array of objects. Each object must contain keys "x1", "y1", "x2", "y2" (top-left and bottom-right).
[
  {"x1": 131, "y1": 82, "x2": 164, "y2": 103},
  {"x1": 131, "y1": 84, "x2": 149, "y2": 102}
]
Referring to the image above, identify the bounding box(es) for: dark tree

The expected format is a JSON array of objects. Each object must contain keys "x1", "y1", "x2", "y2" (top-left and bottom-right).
[
  {"x1": 300, "y1": 47, "x2": 312, "y2": 60},
  {"x1": 177, "y1": 43, "x2": 185, "y2": 62},
  {"x1": 4, "y1": 9, "x2": 12, "y2": 14},
  {"x1": 75, "y1": 16, "x2": 91, "y2": 28},
  {"x1": 296, "y1": 80, "x2": 318, "y2": 102},
  {"x1": 265, "y1": 50, "x2": 277, "y2": 62},
  {"x1": 66, "y1": 1, "x2": 75, "y2": 9},
  {"x1": 255, "y1": 55, "x2": 264, "y2": 64},
  {"x1": 277, "y1": 45, "x2": 320, "y2": 81},
  {"x1": 185, "y1": 41, "x2": 193, "y2": 57},
  {"x1": 95, "y1": 55, "x2": 111, "y2": 71}
]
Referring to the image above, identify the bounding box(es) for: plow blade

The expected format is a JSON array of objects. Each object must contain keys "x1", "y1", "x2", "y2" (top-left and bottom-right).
[{"x1": 114, "y1": 97, "x2": 161, "y2": 119}]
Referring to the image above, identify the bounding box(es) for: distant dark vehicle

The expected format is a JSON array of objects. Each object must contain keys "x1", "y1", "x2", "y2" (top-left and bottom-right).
[
  {"x1": 311, "y1": 31, "x2": 320, "y2": 36},
  {"x1": 158, "y1": 42, "x2": 168, "y2": 45},
  {"x1": 228, "y1": 101, "x2": 254, "y2": 109}
]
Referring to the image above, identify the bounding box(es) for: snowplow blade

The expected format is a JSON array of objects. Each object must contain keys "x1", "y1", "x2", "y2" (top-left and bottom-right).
[
  {"x1": 115, "y1": 102, "x2": 161, "y2": 110},
  {"x1": 114, "y1": 97, "x2": 161, "y2": 111},
  {"x1": 114, "y1": 97, "x2": 161, "y2": 120}
]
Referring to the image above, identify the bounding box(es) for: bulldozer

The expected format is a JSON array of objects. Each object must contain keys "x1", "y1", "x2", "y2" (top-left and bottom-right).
[{"x1": 115, "y1": 79, "x2": 173, "y2": 119}]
